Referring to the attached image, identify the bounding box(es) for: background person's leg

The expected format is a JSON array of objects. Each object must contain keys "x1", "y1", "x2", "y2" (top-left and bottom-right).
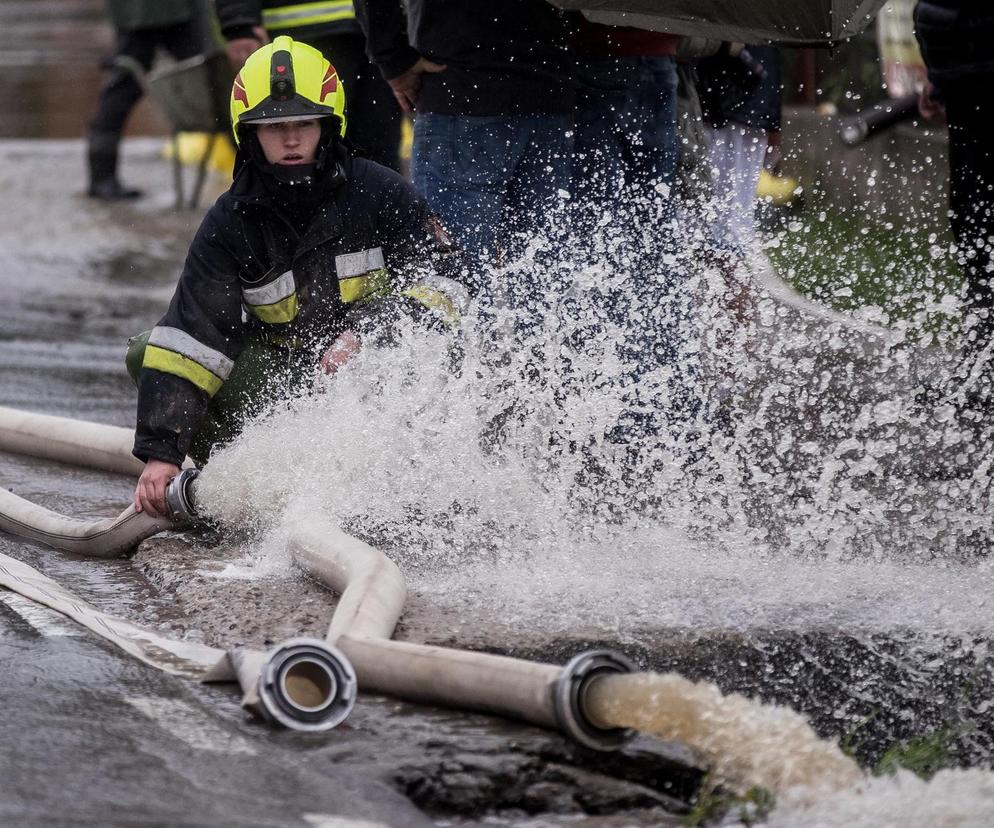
[
  {"x1": 86, "y1": 29, "x2": 156, "y2": 200},
  {"x1": 945, "y1": 91, "x2": 994, "y2": 365},
  {"x1": 412, "y1": 113, "x2": 528, "y2": 262}
]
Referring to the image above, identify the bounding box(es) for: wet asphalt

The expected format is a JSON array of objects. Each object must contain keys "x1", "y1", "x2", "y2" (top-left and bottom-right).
[{"x1": 0, "y1": 611, "x2": 429, "y2": 827}]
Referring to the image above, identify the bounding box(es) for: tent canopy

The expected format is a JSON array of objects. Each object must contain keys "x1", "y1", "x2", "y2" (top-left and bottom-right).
[{"x1": 550, "y1": 0, "x2": 888, "y2": 45}]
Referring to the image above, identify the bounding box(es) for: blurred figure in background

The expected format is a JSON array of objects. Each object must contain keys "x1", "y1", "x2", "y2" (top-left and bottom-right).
[
  {"x1": 914, "y1": 1, "x2": 994, "y2": 390},
  {"x1": 355, "y1": 0, "x2": 573, "y2": 263},
  {"x1": 570, "y1": 17, "x2": 681, "y2": 209},
  {"x1": 215, "y1": 0, "x2": 402, "y2": 171},
  {"x1": 696, "y1": 43, "x2": 782, "y2": 256},
  {"x1": 86, "y1": 0, "x2": 202, "y2": 200}
]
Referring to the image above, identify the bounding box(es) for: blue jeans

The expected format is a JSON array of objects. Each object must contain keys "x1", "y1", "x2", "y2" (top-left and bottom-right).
[
  {"x1": 572, "y1": 56, "x2": 679, "y2": 206},
  {"x1": 411, "y1": 113, "x2": 573, "y2": 260}
]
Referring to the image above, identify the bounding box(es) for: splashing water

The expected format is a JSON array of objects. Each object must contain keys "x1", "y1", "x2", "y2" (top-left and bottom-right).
[
  {"x1": 192, "y1": 185, "x2": 994, "y2": 822},
  {"x1": 765, "y1": 768, "x2": 994, "y2": 827}
]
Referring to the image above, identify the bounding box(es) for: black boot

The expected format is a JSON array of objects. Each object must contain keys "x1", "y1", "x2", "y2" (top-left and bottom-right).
[{"x1": 87, "y1": 132, "x2": 142, "y2": 200}]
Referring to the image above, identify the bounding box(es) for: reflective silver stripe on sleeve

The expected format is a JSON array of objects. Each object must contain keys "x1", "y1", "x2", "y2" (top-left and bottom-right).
[
  {"x1": 241, "y1": 270, "x2": 295, "y2": 307},
  {"x1": 147, "y1": 326, "x2": 235, "y2": 380},
  {"x1": 335, "y1": 247, "x2": 385, "y2": 278}
]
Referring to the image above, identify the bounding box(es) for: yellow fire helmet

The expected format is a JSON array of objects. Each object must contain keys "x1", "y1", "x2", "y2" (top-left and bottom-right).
[{"x1": 229, "y1": 35, "x2": 346, "y2": 145}]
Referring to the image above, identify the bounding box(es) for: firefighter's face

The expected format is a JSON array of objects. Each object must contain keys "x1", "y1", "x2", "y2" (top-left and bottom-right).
[{"x1": 256, "y1": 119, "x2": 322, "y2": 165}]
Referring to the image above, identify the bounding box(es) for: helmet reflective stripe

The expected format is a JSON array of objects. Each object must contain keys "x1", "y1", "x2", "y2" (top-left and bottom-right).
[
  {"x1": 142, "y1": 326, "x2": 234, "y2": 396},
  {"x1": 263, "y1": 1, "x2": 355, "y2": 28},
  {"x1": 242, "y1": 271, "x2": 300, "y2": 324},
  {"x1": 229, "y1": 35, "x2": 347, "y2": 144}
]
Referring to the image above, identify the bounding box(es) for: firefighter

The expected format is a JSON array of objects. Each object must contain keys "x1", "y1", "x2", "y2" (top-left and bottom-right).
[{"x1": 130, "y1": 36, "x2": 465, "y2": 516}]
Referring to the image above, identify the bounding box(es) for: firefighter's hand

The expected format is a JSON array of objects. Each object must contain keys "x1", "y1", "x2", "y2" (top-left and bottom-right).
[
  {"x1": 226, "y1": 26, "x2": 270, "y2": 70},
  {"x1": 320, "y1": 330, "x2": 362, "y2": 374},
  {"x1": 135, "y1": 460, "x2": 180, "y2": 518},
  {"x1": 386, "y1": 58, "x2": 447, "y2": 114}
]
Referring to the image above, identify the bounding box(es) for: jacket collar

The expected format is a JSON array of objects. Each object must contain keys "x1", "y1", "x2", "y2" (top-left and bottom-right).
[{"x1": 229, "y1": 157, "x2": 350, "y2": 253}]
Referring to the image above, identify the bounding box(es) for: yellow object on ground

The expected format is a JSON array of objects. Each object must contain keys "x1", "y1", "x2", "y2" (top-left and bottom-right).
[
  {"x1": 757, "y1": 168, "x2": 800, "y2": 207},
  {"x1": 162, "y1": 132, "x2": 236, "y2": 177}
]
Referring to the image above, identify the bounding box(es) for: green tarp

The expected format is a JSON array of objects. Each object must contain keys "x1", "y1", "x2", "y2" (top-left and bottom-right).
[{"x1": 550, "y1": 0, "x2": 889, "y2": 45}]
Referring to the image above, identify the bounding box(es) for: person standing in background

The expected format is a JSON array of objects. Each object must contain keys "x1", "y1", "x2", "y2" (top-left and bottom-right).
[
  {"x1": 914, "y1": 1, "x2": 994, "y2": 391},
  {"x1": 354, "y1": 0, "x2": 574, "y2": 263},
  {"x1": 215, "y1": 0, "x2": 402, "y2": 171},
  {"x1": 570, "y1": 17, "x2": 681, "y2": 210},
  {"x1": 86, "y1": 0, "x2": 201, "y2": 200},
  {"x1": 696, "y1": 43, "x2": 782, "y2": 255}
]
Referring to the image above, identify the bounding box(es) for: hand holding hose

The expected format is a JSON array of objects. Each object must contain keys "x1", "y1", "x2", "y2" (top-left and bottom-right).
[{"x1": 135, "y1": 459, "x2": 180, "y2": 518}]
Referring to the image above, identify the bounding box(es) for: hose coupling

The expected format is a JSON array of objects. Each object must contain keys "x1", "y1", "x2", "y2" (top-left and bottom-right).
[
  {"x1": 165, "y1": 468, "x2": 200, "y2": 523},
  {"x1": 553, "y1": 649, "x2": 636, "y2": 751},
  {"x1": 257, "y1": 638, "x2": 357, "y2": 732}
]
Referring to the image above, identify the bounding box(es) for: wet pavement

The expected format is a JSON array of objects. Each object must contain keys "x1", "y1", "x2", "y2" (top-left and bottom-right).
[{"x1": 0, "y1": 610, "x2": 428, "y2": 827}]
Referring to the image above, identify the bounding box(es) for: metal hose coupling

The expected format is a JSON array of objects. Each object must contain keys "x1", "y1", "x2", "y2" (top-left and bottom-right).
[
  {"x1": 553, "y1": 649, "x2": 636, "y2": 751},
  {"x1": 257, "y1": 638, "x2": 357, "y2": 732},
  {"x1": 165, "y1": 468, "x2": 201, "y2": 523}
]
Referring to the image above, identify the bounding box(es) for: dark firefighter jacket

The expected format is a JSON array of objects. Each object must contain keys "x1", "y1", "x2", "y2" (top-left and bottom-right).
[
  {"x1": 133, "y1": 153, "x2": 465, "y2": 466},
  {"x1": 215, "y1": 0, "x2": 360, "y2": 42}
]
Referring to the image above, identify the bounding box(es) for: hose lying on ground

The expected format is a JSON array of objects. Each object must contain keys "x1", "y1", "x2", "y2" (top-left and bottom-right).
[{"x1": 0, "y1": 405, "x2": 636, "y2": 748}]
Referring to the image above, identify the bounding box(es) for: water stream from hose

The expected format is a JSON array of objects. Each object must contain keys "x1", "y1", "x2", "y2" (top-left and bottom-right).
[{"x1": 586, "y1": 671, "x2": 862, "y2": 794}]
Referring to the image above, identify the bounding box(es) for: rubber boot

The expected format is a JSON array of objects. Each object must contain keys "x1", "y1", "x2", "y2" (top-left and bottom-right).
[{"x1": 87, "y1": 131, "x2": 142, "y2": 200}]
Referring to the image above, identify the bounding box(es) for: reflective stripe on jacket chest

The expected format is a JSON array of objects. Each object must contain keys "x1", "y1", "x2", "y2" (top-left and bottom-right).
[
  {"x1": 242, "y1": 270, "x2": 299, "y2": 324},
  {"x1": 336, "y1": 247, "x2": 389, "y2": 304}
]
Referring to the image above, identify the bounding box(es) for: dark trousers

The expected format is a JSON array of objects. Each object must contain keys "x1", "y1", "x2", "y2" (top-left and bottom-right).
[
  {"x1": 945, "y1": 88, "x2": 994, "y2": 360},
  {"x1": 88, "y1": 21, "x2": 202, "y2": 184},
  {"x1": 308, "y1": 31, "x2": 402, "y2": 172}
]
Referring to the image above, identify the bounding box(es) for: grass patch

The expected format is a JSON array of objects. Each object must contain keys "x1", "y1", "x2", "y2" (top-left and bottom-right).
[
  {"x1": 762, "y1": 203, "x2": 963, "y2": 337},
  {"x1": 683, "y1": 784, "x2": 775, "y2": 827},
  {"x1": 874, "y1": 730, "x2": 957, "y2": 780}
]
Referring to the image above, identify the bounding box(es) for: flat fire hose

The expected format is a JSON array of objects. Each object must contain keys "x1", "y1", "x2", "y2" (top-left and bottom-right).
[{"x1": 0, "y1": 550, "x2": 225, "y2": 678}]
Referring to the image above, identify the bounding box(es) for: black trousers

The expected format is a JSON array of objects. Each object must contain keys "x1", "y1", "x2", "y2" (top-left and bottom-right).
[
  {"x1": 88, "y1": 20, "x2": 202, "y2": 172},
  {"x1": 945, "y1": 87, "x2": 994, "y2": 357},
  {"x1": 308, "y1": 31, "x2": 402, "y2": 172}
]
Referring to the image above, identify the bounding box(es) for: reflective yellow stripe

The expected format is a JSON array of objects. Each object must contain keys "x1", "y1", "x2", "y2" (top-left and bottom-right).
[
  {"x1": 147, "y1": 325, "x2": 234, "y2": 379},
  {"x1": 339, "y1": 268, "x2": 390, "y2": 304},
  {"x1": 143, "y1": 345, "x2": 225, "y2": 396},
  {"x1": 247, "y1": 293, "x2": 300, "y2": 324},
  {"x1": 262, "y1": 1, "x2": 355, "y2": 28},
  {"x1": 402, "y1": 285, "x2": 460, "y2": 325}
]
